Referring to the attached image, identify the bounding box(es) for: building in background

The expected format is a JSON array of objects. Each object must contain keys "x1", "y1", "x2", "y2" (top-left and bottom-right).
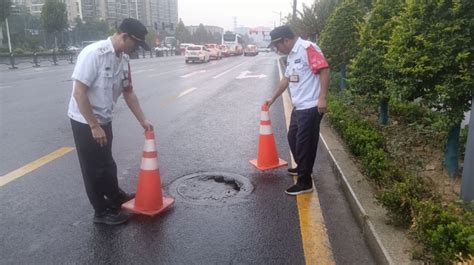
[
  {"x1": 155, "y1": 0, "x2": 178, "y2": 35},
  {"x1": 186, "y1": 25, "x2": 223, "y2": 35},
  {"x1": 8, "y1": 0, "x2": 178, "y2": 34},
  {"x1": 11, "y1": 0, "x2": 82, "y2": 24},
  {"x1": 248, "y1": 26, "x2": 271, "y2": 48}
]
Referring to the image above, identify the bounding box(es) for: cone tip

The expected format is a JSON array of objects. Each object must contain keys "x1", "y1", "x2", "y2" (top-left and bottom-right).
[
  {"x1": 261, "y1": 104, "x2": 269, "y2": 111},
  {"x1": 145, "y1": 130, "x2": 155, "y2": 140}
]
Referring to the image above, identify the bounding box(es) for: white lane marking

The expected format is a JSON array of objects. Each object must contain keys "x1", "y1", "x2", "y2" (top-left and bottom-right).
[
  {"x1": 212, "y1": 62, "x2": 246, "y2": 79},
  {"x1": 236, "y1": 70, "x2": 266, "y2": 79},
  {"x1": 147, "y1": 68, "x2": 186, "y2": 78},
  {"x1": 180, "y1": 70, "x2": 206, "y2": 78},
  {"x1": 0, "y1": 85, "x2": 12, "y2": 89},
  {"x1": 134, "y1": 69, "x2": 154, "y2": 74},
  {"x1": 177, "y1": 87, "x2": 198, "y2": 98}
]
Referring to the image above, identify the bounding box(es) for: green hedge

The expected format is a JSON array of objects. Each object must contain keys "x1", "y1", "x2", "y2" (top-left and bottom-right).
[{"x1": 327, "y1": 93, "x2": 474, "y2": 264}]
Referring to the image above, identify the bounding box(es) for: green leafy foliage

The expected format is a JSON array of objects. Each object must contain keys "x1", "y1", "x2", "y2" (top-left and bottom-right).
[
  {"x1": 385, "y1": 0, "x2": 474, "y2": 127},
  {"x1": 319, "y1": 0, "x2": 365, "y2": 72},
  {"x1": 349, "y1": 0, "x2": 404, "y2": 104},
  {"x1": 0, "y1": 0, "x2": 11, "y2": 22},
  {"x1": 327, "y1": 94, "x2": 474, "y2": 263},
  {"x1": 291, "y1": 0, "x2": 339, "y2": 42},
  {"x1": 412, "y1": 201, "x2": 474, "y2": 263},
  {"x1": 40, "y1": 0, "x2": 68, "y2": 34},
  {"x1": 175, "y1": 19, "x2": 192, "y2": 43}
]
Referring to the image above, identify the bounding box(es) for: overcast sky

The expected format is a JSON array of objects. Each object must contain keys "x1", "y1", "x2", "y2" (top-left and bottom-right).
[{"x1": 178, "y1": 0, "x2": 315, "y2": 31}]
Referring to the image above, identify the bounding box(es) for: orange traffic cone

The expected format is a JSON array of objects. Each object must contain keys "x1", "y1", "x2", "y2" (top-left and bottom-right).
[
  {"x1": 250, "y1": 104, "x2": 288, "y2": 170},
  {"x1": 122, "y1": 130, "x2": 174, "y2": 216}
]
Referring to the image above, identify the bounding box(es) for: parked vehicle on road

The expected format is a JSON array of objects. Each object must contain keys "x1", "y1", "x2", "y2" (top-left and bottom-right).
[
  {"x1": 244, "y1": 44, "x2": 259, "y2": 56},
  {"x1": 219, "y1": 45, "x2": 230, "y2": 57},
  {"x1": 180, "y1": 43, "x2": 194, "y2": 55},
  {"x1": 185, "y1": 45, "x2": 210, "y2": 63},
  {"x1": 204, "y1": 44, "x2": 222, "y2": 60}
]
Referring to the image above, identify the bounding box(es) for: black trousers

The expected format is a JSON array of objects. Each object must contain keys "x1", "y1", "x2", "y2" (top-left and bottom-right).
[
  {"x1": 287, "y1": 107, "x2": 323, "y2": 186},
  {"x1": 71, "y1": 119, "x2": 121, "y2": 213}
]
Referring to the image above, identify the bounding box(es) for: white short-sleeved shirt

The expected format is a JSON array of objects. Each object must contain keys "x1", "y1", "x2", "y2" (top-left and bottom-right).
[
  {"x1": 284, "y1": 38, "x2": 328, "y2": 110},
  {"x1": 68, "y1": 38, "x2": 132, "y2": 125}
]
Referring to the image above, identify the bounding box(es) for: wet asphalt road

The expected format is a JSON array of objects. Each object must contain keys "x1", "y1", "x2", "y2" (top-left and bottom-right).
[{"x1": 0, "y1": 54, "x2": 375, "y2": 264}]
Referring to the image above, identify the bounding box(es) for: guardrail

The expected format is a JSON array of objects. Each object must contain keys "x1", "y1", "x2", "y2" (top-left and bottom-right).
[
  {"x1": 0, "y1": 49, "x2": 182, "y2": 69},
  {"x1": 0, "y1": 52, "x2": 76, "y2": 69}
]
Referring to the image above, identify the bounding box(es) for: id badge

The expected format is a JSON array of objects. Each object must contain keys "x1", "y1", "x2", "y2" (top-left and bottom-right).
[{"x1": 289, "y1": 74, "x2": 299, "y2": 83}]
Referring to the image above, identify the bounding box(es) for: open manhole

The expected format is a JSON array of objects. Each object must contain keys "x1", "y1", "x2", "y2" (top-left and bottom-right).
[{"x1": 169, "y1": 172, "x2": 253, "y2": 205}]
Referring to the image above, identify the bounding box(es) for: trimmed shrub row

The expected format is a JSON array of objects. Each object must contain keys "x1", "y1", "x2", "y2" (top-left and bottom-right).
[{"x1": 327, "y1": 94, "x2": 474, "y2": 264}]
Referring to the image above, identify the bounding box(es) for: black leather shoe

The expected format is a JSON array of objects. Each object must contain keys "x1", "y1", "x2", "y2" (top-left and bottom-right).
[
  {"x1": 117, "y1": 189, "x2": 135, "y2": 204},
  {"x1": 93, "y1": 209, "x2": 130, "y2": 225},
  {"x1": 287, "y1": 167, "x2": 298, "y2": 176},
  {"x1": 105, "y1": 189, "x2": 135, "y2": 210}
]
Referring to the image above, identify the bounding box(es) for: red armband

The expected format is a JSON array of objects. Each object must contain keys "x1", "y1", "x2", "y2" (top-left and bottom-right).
[
  {"x1": 306, "y1": 45, "x2": 328, "y2": 74},
  {"x1": 123, "y1": 63, "x2": 133, "y2": 92}
]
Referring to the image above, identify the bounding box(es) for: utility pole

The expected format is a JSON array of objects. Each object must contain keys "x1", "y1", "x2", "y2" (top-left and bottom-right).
[
  {"x1": 5, "y1": 17, "x2": 12, "y2": 53},
  {"x1": 292, "y1": 0, "x2": 297, "y2": 21},
  {"x1": 461, "y1": 96, "x2": 474, "y2": 202}
]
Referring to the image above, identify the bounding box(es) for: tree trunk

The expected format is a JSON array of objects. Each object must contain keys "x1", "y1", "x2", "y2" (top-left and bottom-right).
[
  {"x1": 444, "y1": 123, "x2": 461, "y2": 178},
  {"x1": 340, "y1": 64, "x2": 347, "y2": 91},
  {"x1": 379, "y1": 99, "x2": 389, "y2": 126}
]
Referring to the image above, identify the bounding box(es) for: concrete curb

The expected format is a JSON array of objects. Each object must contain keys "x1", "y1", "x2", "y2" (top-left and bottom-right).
[
  {"x1": 276, "y1": 57, "x2": 414, "y2": 264},
  {"x1": 320, "y1": 133, "x2": 394, "y2": 265}
]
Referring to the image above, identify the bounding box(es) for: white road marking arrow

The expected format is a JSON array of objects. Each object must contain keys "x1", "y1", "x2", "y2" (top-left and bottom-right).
[
  {"x1": 236, "y1": 70, "x2": 266, "y2": 79},
  {"x1": 181, "y1": 70, "x2": 206, "y2": 78},
  {"x1": 177, "y1": 87, "x2": 198, "y2": 98}
]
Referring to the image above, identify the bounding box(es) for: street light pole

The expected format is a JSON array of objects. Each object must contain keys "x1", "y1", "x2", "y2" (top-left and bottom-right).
[
  {"x1": 292, "y1": 0, "x2": 297, "y2": 21},
  {"x1": 272, "y1": 11, "x2": 282, "y2": 26},
  {"x1": 5, "y1": 17, "x2": 12, "y2": 53},
  {"x1": 461, "y1": 96, "x2": 474, "y2": 202}
]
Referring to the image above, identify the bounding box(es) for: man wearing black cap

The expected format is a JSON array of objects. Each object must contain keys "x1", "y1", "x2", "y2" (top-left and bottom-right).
[
  {"x1": 265, "y1": 25, "x2": 330, "y2": 195},
  {"x1": 68, "y1": 18, "x2": 153, "y2": 225}
]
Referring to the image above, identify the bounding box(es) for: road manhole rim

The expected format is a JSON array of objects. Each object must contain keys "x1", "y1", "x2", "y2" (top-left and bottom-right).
[{"x1": 169, "y1": 171, "x2": 254, "y2": 206}]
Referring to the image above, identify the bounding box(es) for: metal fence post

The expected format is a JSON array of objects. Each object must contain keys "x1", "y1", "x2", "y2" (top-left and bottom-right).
[
  {"x1": 9, "y1": 53, "x2": 17, "y2": 69},
  {"x1": 142, "y1": 49, "x2": 146, "y2": 58},
  {"x1": 461, "y1": 96, "x2": 474, "y2": 202},
  {"x1": 52, "y1": 51, "x2": 58, "y2": 65},
  {"x1": 33, "y1": 53, "x2": 40, "y2": 67}
]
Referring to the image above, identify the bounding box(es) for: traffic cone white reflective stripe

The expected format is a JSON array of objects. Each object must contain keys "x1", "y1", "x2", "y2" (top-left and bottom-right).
[
  {"x1": 260, "y1": 110, "x2": 270, "y2": 121},
  {"x1": 259, "y1": 122, "x2": 273, "y2": 135},
  {"x1": 122, "y1": 130, "x2": 174, "y2": 216},
  {"x1": 143, "y1": 139, "x2": 156, "y2": 152},
  {"x1": 250, "y1": 104, "x2": 288, "y2": 171}
]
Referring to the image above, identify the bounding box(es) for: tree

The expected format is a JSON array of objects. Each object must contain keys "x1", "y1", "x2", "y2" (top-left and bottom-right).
[
  {"x1": 175, "y1": 19, "x2": 192, "y2": 43},
  {"x1": 385, "y1": 0, "x2": 474, "y2": 177},
  {"x1": 319, "y1": 0, "x2": 365, "y2": 88},
  {"x1": 41, "y1": 0, "x2": 68, "y2": 49},
  {"x1": 349, "y1": 0, "x2": 405, "y2": 125},
  {"x1": 72, "y1": 18, "x2": 109, "y2": 45},
  {"x1": 193, "y1": 23, "x2": 208, "y2": 44},
  {"x1": 1, "y1": 3, "x2": 43, "y2": 51},
  {"x1": 291, "y1": 0, "x2": 339, "y2": 42},
  {"x1": 0, "y1": 0, "x2": 11, "y2": 22}
]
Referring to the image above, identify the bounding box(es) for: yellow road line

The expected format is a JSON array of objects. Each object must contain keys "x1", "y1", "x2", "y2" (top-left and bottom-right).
[
  {"x1": 0, "y1": 147, "x2": 74, "y2": 187},
  {"x1": 277, "y1": 58, "x2": 335, "y2": 265}
]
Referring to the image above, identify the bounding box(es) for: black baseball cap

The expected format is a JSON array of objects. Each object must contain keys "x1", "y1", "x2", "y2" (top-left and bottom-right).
[
  {"x1": 268, "y1": 25, "x2": 295, "y2": 47},
  {"x1": 119, "y1": 18, "x2": 151, "y2": 51}
]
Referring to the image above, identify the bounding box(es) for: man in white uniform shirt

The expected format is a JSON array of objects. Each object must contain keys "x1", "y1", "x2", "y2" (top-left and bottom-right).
[
  {"x1": 266, "y1": 26, "x2": 330, "y2": 195},
  {"x1": 68, "y1": 18, "x2": 153, "y2": 225}
]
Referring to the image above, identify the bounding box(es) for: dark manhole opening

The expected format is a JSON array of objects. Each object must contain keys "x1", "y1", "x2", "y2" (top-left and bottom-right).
[{"x1": 169, "y1": 172, "x2": 253, "y2": 205}]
